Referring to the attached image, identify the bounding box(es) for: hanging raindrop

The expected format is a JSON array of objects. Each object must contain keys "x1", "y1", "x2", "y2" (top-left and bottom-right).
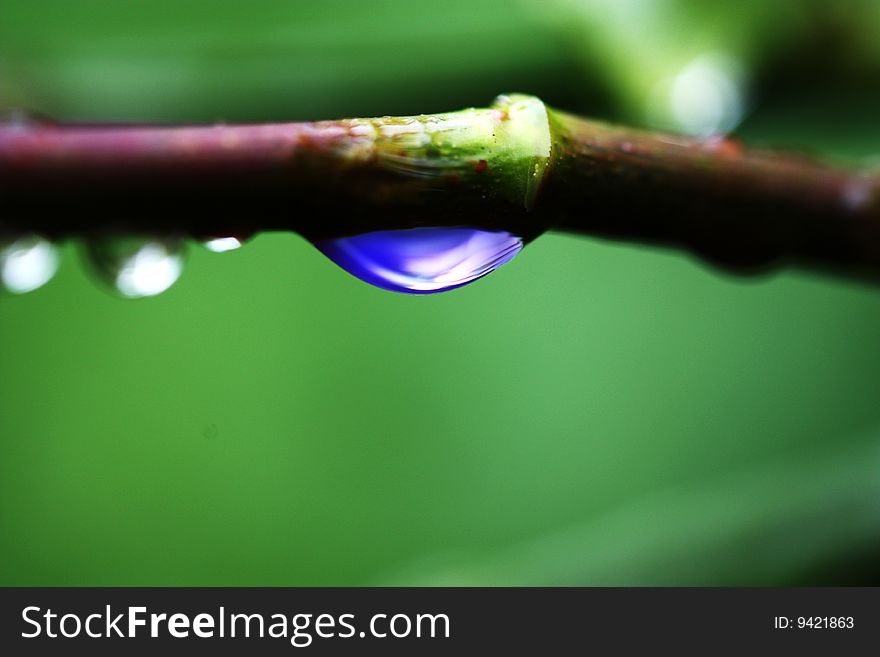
[
  {"x1": 0, "y1": 234, "x2": 60, "y2": 294},
  {"x1": 84, "y1": 236, "x2": 185, "y2": 298},
  {"x1": 200, "y1": 232, "x2": 253, "y2": 253},
  {"x1": 202, "y1": 237, "x2": 244, "y2": 253},
  {"x1": 313, "y1": 227, "x2": 523, "y2": 294}
]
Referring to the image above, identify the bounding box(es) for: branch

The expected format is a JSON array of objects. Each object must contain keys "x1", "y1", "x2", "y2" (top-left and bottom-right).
[{"x1": 1, "y1": 95, "x2": 878, "y2": 280}]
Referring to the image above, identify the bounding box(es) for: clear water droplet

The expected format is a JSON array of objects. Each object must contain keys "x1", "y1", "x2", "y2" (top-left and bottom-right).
[
  {"x1": 202, "y1": 236, "x2": 245, "y2": 253},
  {"x1": 314, "y1": 227, "x2": 522, "y2": 294},
  {"x1": 85, "y1": 236, "x2": 185, "y2": 298},
  {"x1": 0, "y1": 234, "x2": 60, "y2": 294}
]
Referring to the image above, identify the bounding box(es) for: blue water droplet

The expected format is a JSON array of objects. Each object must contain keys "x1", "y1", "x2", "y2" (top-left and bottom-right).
[{"x1": 314, "y1": 227, "x2": 522, "y2": 294}]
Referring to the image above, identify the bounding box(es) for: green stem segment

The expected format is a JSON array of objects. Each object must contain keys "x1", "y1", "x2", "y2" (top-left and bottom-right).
[{"x1": 1, "y1": 95, "x2": 878, "y2": 280}]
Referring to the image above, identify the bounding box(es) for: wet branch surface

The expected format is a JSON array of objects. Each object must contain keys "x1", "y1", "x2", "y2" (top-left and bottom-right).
[
  {"x1": 547, "y1": 112, "x2": 880, "y2": 277},
  {"x1": 1, "y1": 95, "x2": 878, "y2": 281}
]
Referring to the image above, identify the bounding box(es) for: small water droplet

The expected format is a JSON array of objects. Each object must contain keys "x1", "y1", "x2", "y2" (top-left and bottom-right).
[
  {"x1": 314, "y1": 227, "x2": 522, "y2": 294},
  {"x1": 85, "y1": 236, "x2": 185, "y2": 298},
  {"x1": 0, "y1": 234, "x2": 60, "y2": 294},
  {"x1": 202, "y1": 236, "x2": 245, "y2": 253}
]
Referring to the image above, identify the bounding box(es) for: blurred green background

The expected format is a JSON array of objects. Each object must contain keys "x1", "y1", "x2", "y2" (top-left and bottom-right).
[{"x1": 2, "y1": 0, "x2": 880, "y2": 585}]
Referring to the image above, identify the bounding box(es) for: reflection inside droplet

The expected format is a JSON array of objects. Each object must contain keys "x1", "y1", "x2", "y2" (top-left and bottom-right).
[
  {"x1": 314, "y1": 227, "x2": 523, "y2": 294},
  {"x1": 0, "y1": 234, "x2": 59, "y2": 294},
  {"x1": 115, "y1": 245, "x2": 182, "y2": 297},
  {"x1": 202, "y1": 236, "x2": 243, "y2": 253},
  {"x1": 85, "y1": 237, "x2": 185, "y2": 298}
]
